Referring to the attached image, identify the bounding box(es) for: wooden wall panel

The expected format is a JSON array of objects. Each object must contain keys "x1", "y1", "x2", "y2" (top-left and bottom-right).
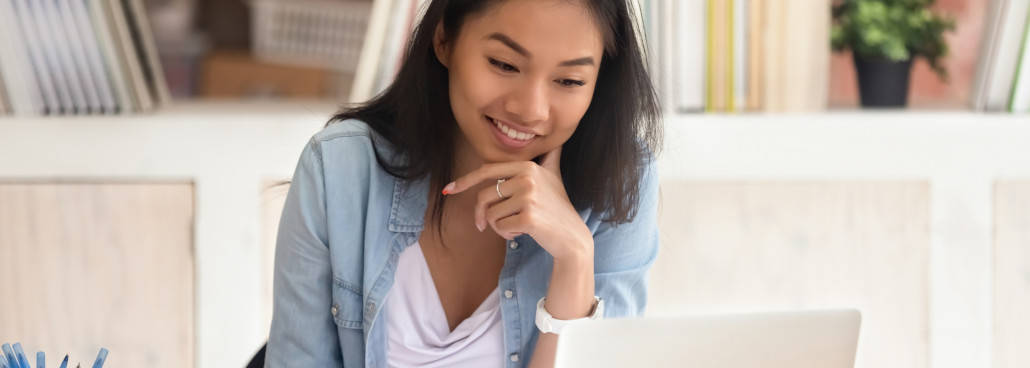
[
  {"x1": 0, "y1": 183, "x2": 194, "y2": 368},
  {"x1": 993, "y1": 182, "x2": 1030, "y2": 368},
  {"x1": 650, "y1": 181, "x2": 930, "y2": 368}
]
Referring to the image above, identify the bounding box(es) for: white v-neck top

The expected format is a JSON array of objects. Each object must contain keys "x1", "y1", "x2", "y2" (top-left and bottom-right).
[{"x1": 384, "y1": 241, "x2": 505, "y2": 367}]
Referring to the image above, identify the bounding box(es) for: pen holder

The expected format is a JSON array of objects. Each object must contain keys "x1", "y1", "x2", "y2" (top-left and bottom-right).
[{"x1": 0, "y1": 342, "x2": 108, "y2": 368}]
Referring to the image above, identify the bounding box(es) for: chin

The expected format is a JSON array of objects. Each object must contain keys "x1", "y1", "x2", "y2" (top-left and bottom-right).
[{"x1": 481, "y1": 151, "x2": 527, "y2": 164}]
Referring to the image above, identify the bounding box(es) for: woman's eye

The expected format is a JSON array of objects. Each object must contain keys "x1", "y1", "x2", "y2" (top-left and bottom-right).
[
  {"x1": 488, "y1": 58, "x2": 518, "y2": 72},
  {"x1": 557, "y1": 79, "x2": 586, "y2": 88}
]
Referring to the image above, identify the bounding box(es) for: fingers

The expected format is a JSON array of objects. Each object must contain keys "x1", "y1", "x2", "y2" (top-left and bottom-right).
[
  {"x1": 443, "y1": 161, "x2": 535, "y2": 195},
  {"x1": 474, "y1": 178, "x2": 516, "y2": 231},
  {"x1": 484, "y1": 194, "x2": 525, "y2": 238},
  {"x1": 494, "y1": 216, "x2": 527, "y2": 240}
]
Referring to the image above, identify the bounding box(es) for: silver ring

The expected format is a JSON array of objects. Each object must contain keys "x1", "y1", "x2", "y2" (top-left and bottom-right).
[{"x1": 496, "y1": 178, "x2": 507, "y2": 199}]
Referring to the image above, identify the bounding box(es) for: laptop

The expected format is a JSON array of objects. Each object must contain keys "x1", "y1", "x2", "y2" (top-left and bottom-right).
[{"x1": 555, "y1": 309, "x2": 861, "y2": 368}]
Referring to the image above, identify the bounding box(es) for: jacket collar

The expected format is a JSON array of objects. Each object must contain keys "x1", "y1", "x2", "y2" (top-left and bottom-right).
[{"x1": 387, "y1": 174, "x2": 430, "y2": 233}]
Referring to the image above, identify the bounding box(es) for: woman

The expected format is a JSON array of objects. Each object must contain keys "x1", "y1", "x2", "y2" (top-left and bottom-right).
[{"x1": 266, "y1": 0, "x2": 662, "y2": 366}]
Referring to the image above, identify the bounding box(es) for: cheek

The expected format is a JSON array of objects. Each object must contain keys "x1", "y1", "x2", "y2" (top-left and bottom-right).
[
  {"x1": 451, "y1": 62, "x2": 502, "y2": 117},
  {"x1": 550, "y1": 93, "x2": 593, "y2": 138}
]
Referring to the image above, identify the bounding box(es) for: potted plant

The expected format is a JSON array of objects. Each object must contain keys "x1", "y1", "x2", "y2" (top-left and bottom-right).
[{"x1": 831, "y1": 0, "x2": 955, "y2": 107}]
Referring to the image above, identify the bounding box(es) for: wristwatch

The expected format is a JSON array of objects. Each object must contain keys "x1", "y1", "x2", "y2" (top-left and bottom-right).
[{"x1": 534, "y1": 296, "x2": 604, "y2": 335}]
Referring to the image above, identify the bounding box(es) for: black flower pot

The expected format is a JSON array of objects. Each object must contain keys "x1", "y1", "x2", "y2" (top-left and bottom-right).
[{"x1": 853, "y1": 53, "x2": 914, "y2": 107}]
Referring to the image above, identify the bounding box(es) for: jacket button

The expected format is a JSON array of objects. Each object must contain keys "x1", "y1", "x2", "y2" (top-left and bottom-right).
[
  {"x1": 508, "y1": 240, "x2": 518, "y2": 249},
  {"x1": 504, "y1": 289, "x2": 514, "y2": 299},
  {"x1": 509, "y1": 353, "x2": 519, "y2": 362},
  {"x1": 367, "y1": 302, "x2": 376, "y2": 314},
  {"x1": 330, "y1": 304, "x2": 338, "y2": 316}
]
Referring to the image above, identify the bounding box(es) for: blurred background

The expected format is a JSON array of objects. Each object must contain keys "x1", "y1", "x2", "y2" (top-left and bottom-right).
[{"x1": 1, "y1": 0, "x2": 1029, "y2": 367}]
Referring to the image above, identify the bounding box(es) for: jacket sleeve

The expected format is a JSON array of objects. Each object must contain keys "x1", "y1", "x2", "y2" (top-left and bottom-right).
[
  {"x1": 591, "y1": 158, "x2": 661, "y2": 318},
  {"x1": 265, "y1": 138, "x2": 344, "y2": 367}
]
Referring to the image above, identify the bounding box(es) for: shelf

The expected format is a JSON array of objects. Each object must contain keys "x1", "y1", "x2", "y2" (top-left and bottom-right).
[
  {"x1": 0, "y1": 99, "x2": 341, "y2": 122},
  {"x1": 2, "y1": 101, "x2": 1028, "y2": 181}
]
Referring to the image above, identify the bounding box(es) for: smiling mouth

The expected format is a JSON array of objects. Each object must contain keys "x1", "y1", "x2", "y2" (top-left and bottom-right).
[{"x1": 486, "y1": 115, "x2": 538, "y2": 141}]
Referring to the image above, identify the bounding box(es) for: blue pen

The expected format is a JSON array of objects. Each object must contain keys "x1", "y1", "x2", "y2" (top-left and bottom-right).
[
  {"x1": 11, "y1": 344, "x2": 28, "y2": 368},
  {"x1": 35, "y1": 353, "x2": 43, "y2": 368},
  {"x1": 58, "y1": 355, "x2": 68, "y2": 368},
  {"x1": 2, "y1": 344, "x2": 18, "y2": 368},
  {"x1": 90, "y1": 348, "x2": 107, "y2": 368}
]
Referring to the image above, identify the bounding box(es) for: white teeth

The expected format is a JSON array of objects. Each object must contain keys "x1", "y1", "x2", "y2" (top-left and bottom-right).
[{"x1": 491, "y1": 118, "x2": 535, "y2": 141}]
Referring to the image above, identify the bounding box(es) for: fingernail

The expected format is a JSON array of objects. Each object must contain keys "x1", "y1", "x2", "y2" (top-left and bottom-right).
[{"x1": 442, "y1": 182, "x2": 455, "y2": 195}]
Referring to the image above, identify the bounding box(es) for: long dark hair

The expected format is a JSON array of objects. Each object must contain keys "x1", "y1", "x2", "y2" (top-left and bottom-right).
[{"x1": 330, "y1": 0, "x2": 662, "y2": 239}]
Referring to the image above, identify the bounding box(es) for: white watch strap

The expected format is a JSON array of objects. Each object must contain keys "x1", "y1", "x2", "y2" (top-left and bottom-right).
[{"x1": 534, "y1": 296, "x2": 604, "y2": 335}]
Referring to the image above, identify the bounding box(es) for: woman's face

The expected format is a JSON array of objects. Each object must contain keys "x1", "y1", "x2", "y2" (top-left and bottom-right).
[{"x1": 436, "y1": 0, "x2": 605, "y2": 164}]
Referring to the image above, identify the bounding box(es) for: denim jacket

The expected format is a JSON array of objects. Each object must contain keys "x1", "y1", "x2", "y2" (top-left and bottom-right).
[{"x1": 265, "y1": 119, "x2": 660, "y2": 367}]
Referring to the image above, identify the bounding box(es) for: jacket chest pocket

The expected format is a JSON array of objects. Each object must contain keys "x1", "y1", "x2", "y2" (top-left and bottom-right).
[{"x1": 331, "y1": 279, "x2": 365, "y2": 329}]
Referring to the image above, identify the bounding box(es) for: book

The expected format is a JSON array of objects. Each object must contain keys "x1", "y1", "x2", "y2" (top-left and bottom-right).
[
  {"x1": 639, "y1": 0, "x2": 664, "y2": 109},
  {"x1": 67, "y1": 0, "x2": 119, "y2": 113},
  {"x1": 657, "y1": 0, "x2": 673, "y2": 113},
  {"x1": 971, "y1": 0, "x2": 1008, "y2": 110},
  {"x1": 788, "y1": 1, "x2": 829, "y2": 111},
  {"x1": 88, "y1": 0, "x2": 136, "y2": 113},
  {"x1": 38, "y1": 0, "x2": 91, "y2": 113},
  {"x1": 14, "y1": 0, "x2": 64, "y2": 113},
  {"x1": 746, "y1": 0, "x2": 764, "y2": 111},
  {"x1": 675, "y1": 0, "x2": 706, "y2": 112},
  {"x1": 106, "y1": 0, "x2": 152, "y2": 112},
  {"x1": 761, "y1": 1, "x2": 828, "y2": 112},
  {"x1": 0, "y1": 0, "x2": 168, "y2": 115},
  {"x1": 733, "y1": 0, "x2": 748, "y2": 111},
  {"x1": 1008, "y1": 5, "x2": 1030, "y2": 113},
  {"x1": 976, "y1": 0, "x2": 1030, "y2": 111},
  {"x1": 125, "y1": 0, "x2": 172, "y2": 106},
  {"x1": 350, "y1": 0, "x2": 395, "y2": 103},
  {"x1": 373, "y1": 0, "x2": 413, "y2": 97},
  {"x1": 705, "y1": 0, "x2": 730, "y2": 112},
  {"x1": 0, "y1": 0, "x2": 46, "y2": 115},
  {"x1": 56, "y1": 0, "x2": 104, "y2": 113}
]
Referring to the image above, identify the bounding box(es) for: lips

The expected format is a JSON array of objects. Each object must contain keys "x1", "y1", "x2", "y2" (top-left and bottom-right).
[{"x1": 485, "y1": 115, "x2": 536, "y2": 149}]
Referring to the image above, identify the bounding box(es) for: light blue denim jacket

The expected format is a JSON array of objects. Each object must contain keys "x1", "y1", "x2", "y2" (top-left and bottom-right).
[{"x1": 265, "y1": 119, "x2": 659, "y2": 367}]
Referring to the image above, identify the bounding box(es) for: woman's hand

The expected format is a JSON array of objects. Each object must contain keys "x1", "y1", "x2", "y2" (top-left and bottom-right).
[
  {"x1": 442, "y1": 146, "x2": 593, "y2": 262},
  {"x1": 445, "y1": 146, "x2": 599, "y2": 368}
]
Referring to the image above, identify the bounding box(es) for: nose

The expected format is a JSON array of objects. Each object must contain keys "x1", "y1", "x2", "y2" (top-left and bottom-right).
[{"x1": 503, "y1": 78, "x2": 549, "y2": 124}]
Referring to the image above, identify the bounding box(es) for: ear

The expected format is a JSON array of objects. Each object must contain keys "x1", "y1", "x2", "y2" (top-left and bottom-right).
[{"x1": 432, "y1": 22, "x2": 450, "y2": 68}]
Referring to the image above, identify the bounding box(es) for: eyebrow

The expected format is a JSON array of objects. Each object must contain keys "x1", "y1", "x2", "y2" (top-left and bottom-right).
[{"x1": 483, "y1": 32, "x2": 596, "y2": 67}]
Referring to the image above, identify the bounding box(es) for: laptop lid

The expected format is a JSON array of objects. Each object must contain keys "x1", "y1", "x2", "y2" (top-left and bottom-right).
[{"x1": 555, "y1": 309, "x2": 861, "y2": 368}]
